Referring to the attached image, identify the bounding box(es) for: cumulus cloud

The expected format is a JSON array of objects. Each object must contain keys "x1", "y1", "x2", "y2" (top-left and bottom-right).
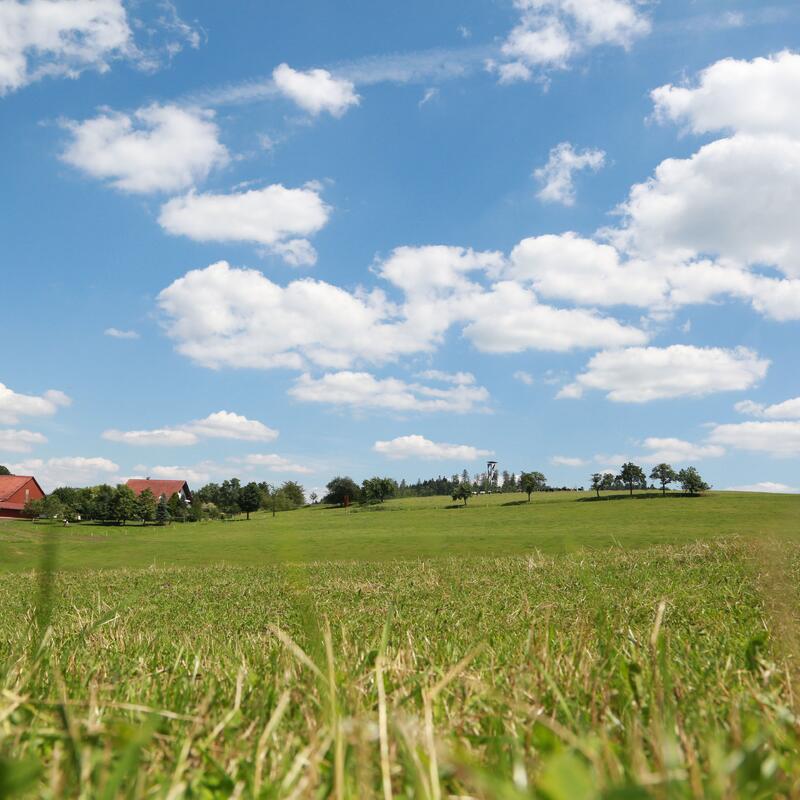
[
  {"x1": 550, "y1": 455, "x2": 587, "y2": 467},
  {"x1": 725, "y1": 482, "x2": 799, "y2": 494},
  {"x1": 735, "y1": 396, "x2": 800, "y2": 420},
  {"x1": 0, "y1": 0, "x2": 132, "y2": 95},
  {"x1": 158, "y1": 184, "x2": 329, "y2": 265},
  {"x1": 102, "y1": 410, "x2": 278, "y2": 447},
  {"x1": 507, "y1": 233, "x2": 665, "y2": 307},
  {"x1": 272, "y1": 63, "x2": 360, "y2": 116},
  {"x1": 609, "y1": 133, "x2": 800, "y2": 279},
  {"x1": 463, "y1": 282, "x2": 647, "y2": 353},
  {"x1": 373, "y1": 434, "x2": 492, "y2": 461},
  {"x1": 236, "y1": 453, "x2": 312, "y2": 474},
  {"x1": 133, "y1": 463, "x2": 214, "y2": 485},
  {"x1": 492, "y1": 0, "x2": 650, "y2": 81},
  {"x1": 102, "y1": 428, "x2": 199, "y2": 447},
  {"x1": 651, "y1": 50, "x2": 800, "y2": 138},
  {"x1": 0, "y1": 382, "x2": 71, "y2": 425},
  {"x1": 289, "y1": 372, "x2": 490, "y2": 414},
  {"x1": 186, "y1": 411, "x2": 279, "y2": 442},
  {"x1": 62, "y1": 104, "x2": 228, "y2": 194},
  {"x1": 707, "y1": 421, "x2": 800, "y2": 458},
  {"x1": 559, "y1": 345, "x2": 769, "y2": 403},
  {"x1": 415, "y1": 370, "x2": 477, "y2": 385},
  {"x1": 0, "y1": 429, "x2": 47, "y2": 454},
  {"x1": 534, "y1": 142, "x2": 605, "y2": 205},
  {"x1": 104, "y1": 327, "x2": 139, "y2": 339},
  {"x1": 639, "y1": 437, "x2": 725, "y2": 463},
  {"x1": 9, "y1": 456, "x2": 119, "y2": 491},
  {"x1": 157, "y1": 248, "x2": 651, "y2": 374}
]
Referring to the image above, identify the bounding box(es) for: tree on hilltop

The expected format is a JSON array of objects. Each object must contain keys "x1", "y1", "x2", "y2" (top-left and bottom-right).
[
  {"x1": 519, "y1": 471, "x2": 546, "y2": 502},
  {"x1": 0, "y1": 465, "x2": 10, "y2": 476},
  {"x1": 362, "y1": 477, "x2": 397, "y2": 503},
  {"x1": 619, "y1": 462, "x2": 646, "y2": 496},
  {"x1": 650, "y1": 463, "x2": 678, "y2": 496},
  {"x1": 678, "y1": 467, "x2": 710, "y2": 496},
  {"x1": 323, "y1": 476, "x2": 361, "y2": 506},
  {"x1": 591, "y1": 473, "x2": 603, "y2": 498}
]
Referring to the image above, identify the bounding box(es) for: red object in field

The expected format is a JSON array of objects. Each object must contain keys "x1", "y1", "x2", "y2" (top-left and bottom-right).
[
  {"x1": 0, "y1": 475, "x2": 46, "y2": 518},
  {"x1": 126, "y1": 479, "x2": 193, "y2": 503}
]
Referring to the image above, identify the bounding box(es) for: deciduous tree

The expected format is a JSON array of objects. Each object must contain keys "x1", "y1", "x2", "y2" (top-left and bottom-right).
[
  {"x1": 650, "y1": 463, "x2": 678, "y2": 496},
  {"x1": 452, "y1": 482, "x2": 471, "y2": 506},
  {"x1": 520, "y1": 471, "x2": 546, "y2": 502},
  {"x1": 239, "y1": 482, "x2": 261, "y2": 520},
  {"x1": 619, "y1": 462, "x2": 646, "y2": 496},
  {"x1": 678, "y1": 467, "x2": 710, "y2": 496}
]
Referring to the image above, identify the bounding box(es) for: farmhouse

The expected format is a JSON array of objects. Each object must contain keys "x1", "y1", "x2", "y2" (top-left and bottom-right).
[
  {"x1": 0, "y1": 475, "x2": 46, "y2": 519},
  {"x1": 126, "y1": 478, "x2": 193, "y2": 503}
]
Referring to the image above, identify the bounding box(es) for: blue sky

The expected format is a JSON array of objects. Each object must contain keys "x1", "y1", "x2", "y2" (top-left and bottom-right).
[{"x1": 1, "y1": 0, "x2": 799, "y2": 494}]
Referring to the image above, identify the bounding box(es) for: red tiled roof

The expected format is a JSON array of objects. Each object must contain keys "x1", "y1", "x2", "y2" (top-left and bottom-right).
[
  {"x1": 0, "y1": 475, "x2": 36, "y2": 502},
  {"x1": 126, "y1": 479, "x2": 190, "y2": 499}
]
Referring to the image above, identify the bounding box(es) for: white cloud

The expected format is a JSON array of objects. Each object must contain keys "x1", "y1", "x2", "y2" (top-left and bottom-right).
[
  {"x1": 534, "y1": 142, "x2": 605, "y2": 205},
  {"x1": 373, "y1": 434, "x2": 492, "y2": 461},
  {"x1": 725, "y1": 482, "x2": 799, "y2": 494},
  {"x1": 507, "y1": 233, "x2": 665, "y2": 307},
  {"x1": 102, "y1": 428, "x2": 199, "y2": 447},
  {"x1": 237, "y1": 453, "x2": 312, "y2": 474},
  {"x1": 9, "y1": 456, "x2": 119, "y2": 491},
  {"x1": 707, "y1": 420, "x2": 800, "y2": 458},
  {"x1": 735, "y1": 396, "x2": 800, "y2": 420},
  {"x1": 560, "y1": 345, "x2": 769, "y2": 403},
  {"x1": 610, "y1": 133, "x2": 800, "y2": 279},
  {"x1": 158, "y1": 249, "x2": 650, "y2": 374},
  {"x1": 62, "y1": 104, "x2": 228, "y2": 194},
  {"x1": 651, "y1": 50, "x2": 800, "y2": 138},
  {"x1": 158, "y1": 184, "x2": 329, "y2": 264},
  {"x1": 0, "y1": 0, "x2": 131, "y2": 95},
  {"x1": 550, "y1": 455, "x2": 586, "y2": 467},
  {"x1": 0, "y1": 429, "x2": 47, "y2": 454},
  {"x1": 272, "y1": 63, "x2": 359, "y2": 117},
  {"x1": 415, "y1": 370, "x2": 476, "y2": 385},
  {"x1": 185, "y1": 411, "x2": 278, "y2": 442},
  {"x1": 639, "y1": 437, "x2": 725, "y2": 463},
  {"x1": 104, "y1": 327, "x2": 139, "y2": 339},
  {"x1": 136, "y1": 464, "x2": 213, "y2": 485},
  {"x1": 463, "y1": 281, "x2": 648, "y2": 353},
  {"x1": 102, "y1": 410, "x2": 277, "y2": 447},
  {"x1": 0, "y1": 383, "x2": 71, "y2": 425},
  {"x1": 493, "y1": 0, "x2": 650, "y2": 81},
  {"x1": 514, "y1": 370, "x2": 534, "y2": 385},
  {"x1": 289, "y1": 371, "x2": 490, "y2": 414}
]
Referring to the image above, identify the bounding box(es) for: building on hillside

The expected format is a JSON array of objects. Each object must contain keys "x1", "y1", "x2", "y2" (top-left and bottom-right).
[
  {"x1": 126, "y1": 478, "x2": 193, "y2": 503},
  {"x1": 0, "y1": 475, "x2": 46, "y2": 519}
]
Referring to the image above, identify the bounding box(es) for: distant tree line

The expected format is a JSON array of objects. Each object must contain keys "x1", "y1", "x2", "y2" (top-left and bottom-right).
[{"x1": 22, "y1": 478, "x2": 307, "y2": 525}]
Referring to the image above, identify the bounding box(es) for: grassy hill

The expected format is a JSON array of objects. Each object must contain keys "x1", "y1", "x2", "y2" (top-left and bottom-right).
[
  {"x1": 1, "y1": 490, "x2": 799, "y2": 797},
  {"x1": 1, "y1": 490, "x2": 796, "y2": 572}
]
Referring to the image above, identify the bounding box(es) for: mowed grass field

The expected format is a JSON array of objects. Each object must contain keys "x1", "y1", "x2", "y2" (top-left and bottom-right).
[
  {"x1": 1, "y1": 491, "x2": 799, "y2": 797},
  {"x1": 0, "y1": 490, "x2": 796, "y2": 571}
]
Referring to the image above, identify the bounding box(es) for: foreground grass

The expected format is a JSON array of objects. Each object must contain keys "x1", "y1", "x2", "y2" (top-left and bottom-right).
[
  {"x1": 2, "y1": 534, "x2": 800, "y2": 797},
  {"x1": 1, "y1": 491, "x2": 797, "y2": 572}
]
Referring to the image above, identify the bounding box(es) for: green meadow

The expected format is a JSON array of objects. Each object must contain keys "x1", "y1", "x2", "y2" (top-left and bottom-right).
[
  {"x1": 0, "y1": 490, "x2": 795, "y2": 572},
  {"x1": 1, "y1": 490, "x2": 799, "y2": 797}
]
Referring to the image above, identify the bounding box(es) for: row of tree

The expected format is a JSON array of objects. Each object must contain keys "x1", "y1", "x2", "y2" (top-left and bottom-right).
[
  {"x1": 591, "y1": 463, "x2": 710, "y2": 497},
  {"x1": 22, "y1": 478, "x2": 308, "y2": 525}
]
